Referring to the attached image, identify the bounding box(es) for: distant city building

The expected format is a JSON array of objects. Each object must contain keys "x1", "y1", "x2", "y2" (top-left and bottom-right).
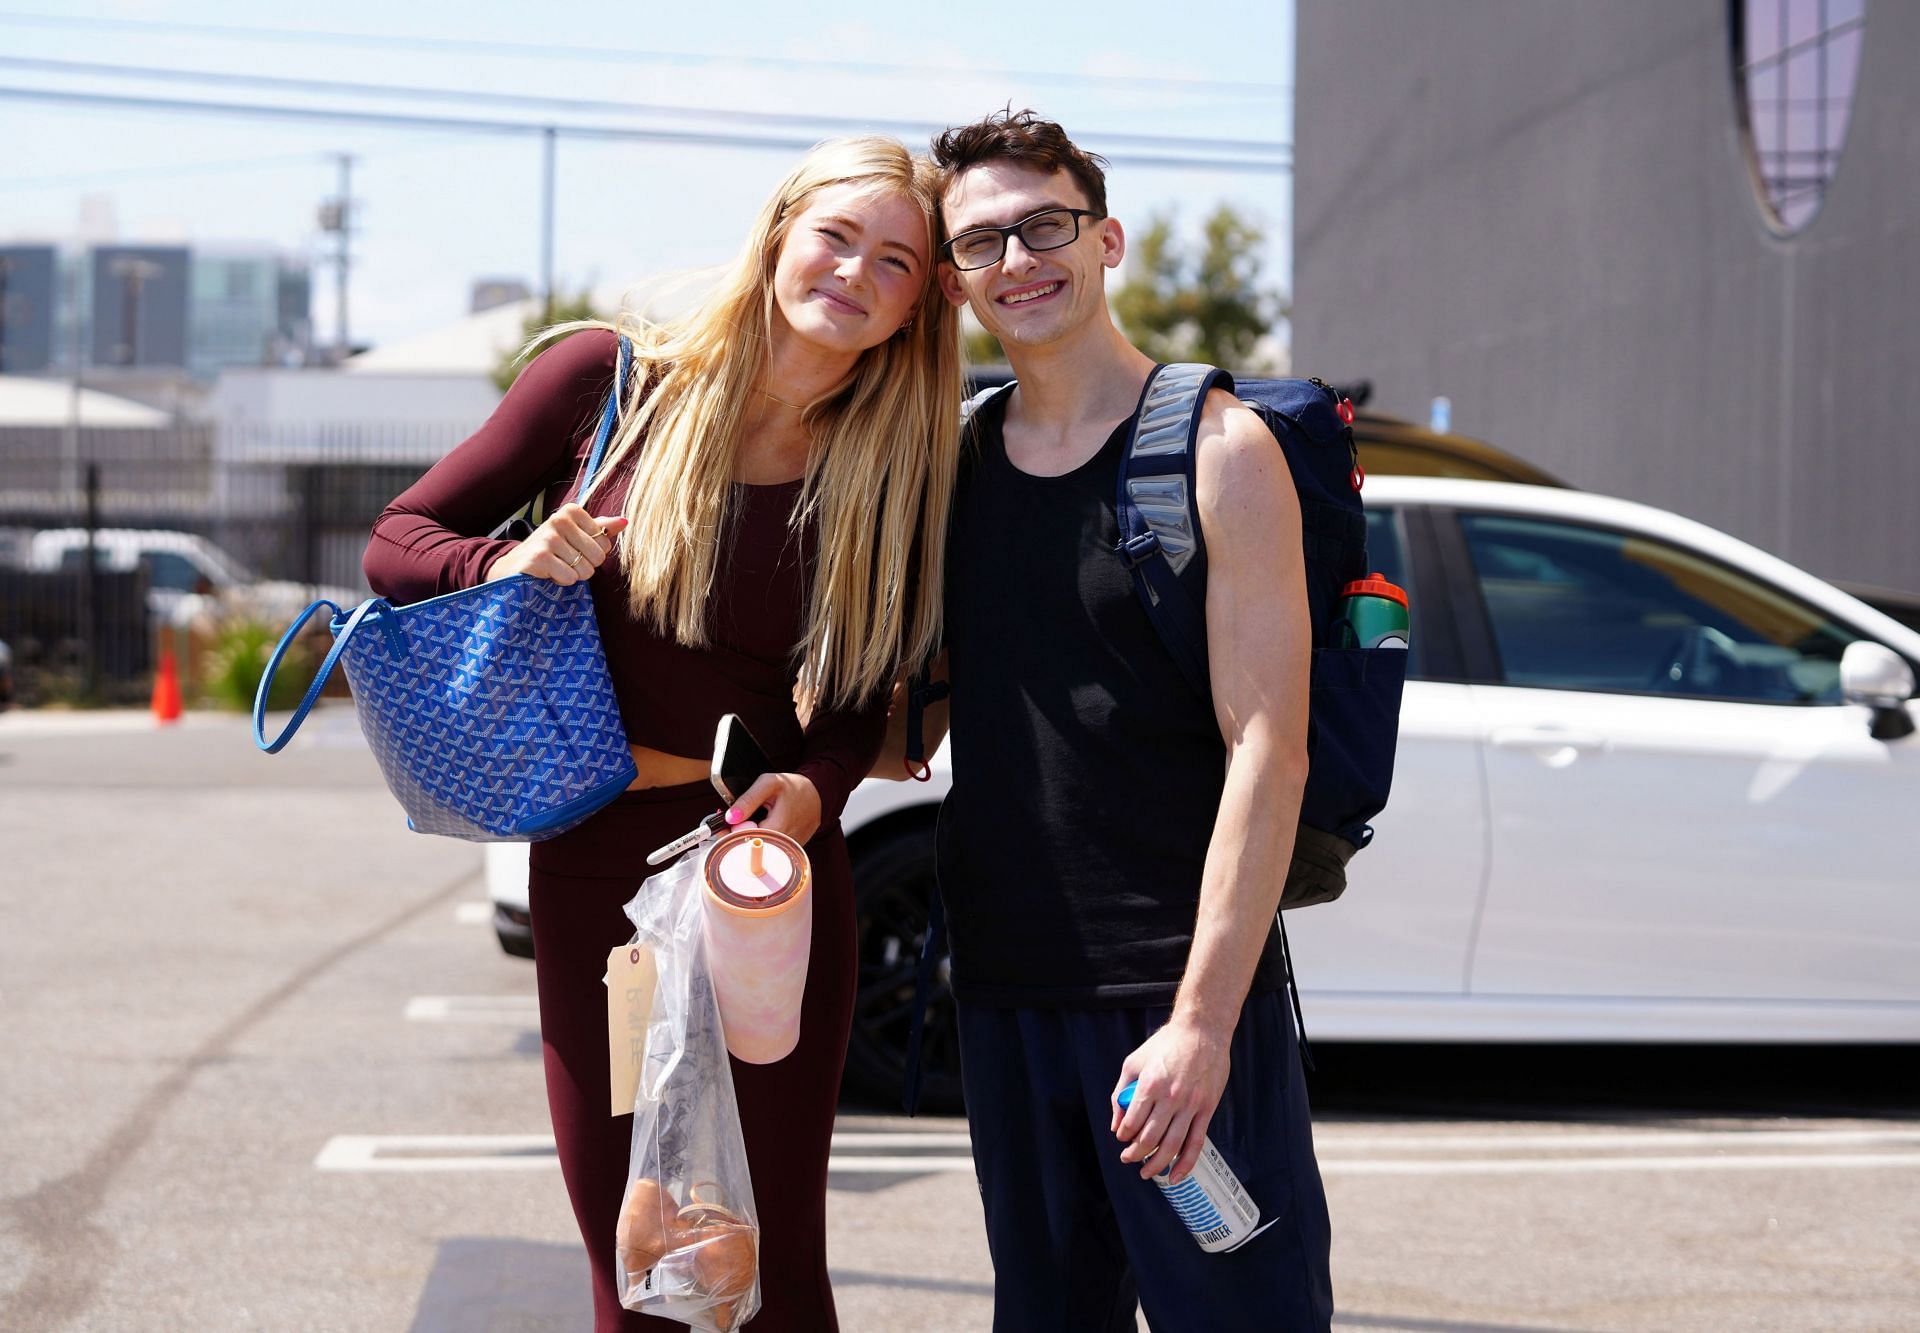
[
  {"x1": 2, "y1": 243, "x2": 314, "y2": 378},
  {"x1": 90, "y1": 246, "x2": 190, "y2": 369},
  {"x1": 0, "y1": 246, "x2": 56, "y2": 374},
  {"x1": 190, "y1": 248, "x2": 313, "y2": 374},
  {"x1": 470, "y1": 278, "x2": 532, "y2": 314}
]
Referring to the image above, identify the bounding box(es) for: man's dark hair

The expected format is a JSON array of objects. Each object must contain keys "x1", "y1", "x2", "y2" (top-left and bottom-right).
[{"x1": 930, "y1": 109, "x2": 1109, "y2": 219}]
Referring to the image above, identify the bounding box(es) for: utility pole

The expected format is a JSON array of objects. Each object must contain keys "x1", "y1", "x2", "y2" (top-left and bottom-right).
[
  {"x1": 318, "y1": 153, "x2": 355, "y2": 361},
  {"x1": 0, "y1": 254, "x2": 11, "y2": 374},
  {"x1": 541, "y1": 126, "x2": 556, "y2": 323},
  {"x1": 64, "y1": 257, "x2": 83, "y2": 503}
]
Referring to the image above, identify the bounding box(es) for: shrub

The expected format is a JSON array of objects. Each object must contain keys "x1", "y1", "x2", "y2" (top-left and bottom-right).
[{"x1": 202, "y1": 618, "x2": 316, "y2": 713}]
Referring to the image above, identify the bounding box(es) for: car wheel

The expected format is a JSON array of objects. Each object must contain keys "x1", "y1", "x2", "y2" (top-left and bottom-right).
[{"x1": 843, "y1": 820, "x2": 963, "y2": 1115}]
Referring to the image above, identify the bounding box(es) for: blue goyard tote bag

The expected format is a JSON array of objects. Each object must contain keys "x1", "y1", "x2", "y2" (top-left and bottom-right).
[{"x1": 251, "y1": 335, "x2": 640, "y2": 840}]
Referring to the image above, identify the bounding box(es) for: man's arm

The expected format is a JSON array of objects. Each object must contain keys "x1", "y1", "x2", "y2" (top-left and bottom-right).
[{"x1": 1110, "y1": 389, "x2": 1311, "y2": 1185}]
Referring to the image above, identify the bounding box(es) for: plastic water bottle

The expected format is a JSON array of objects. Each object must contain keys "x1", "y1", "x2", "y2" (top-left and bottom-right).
[
  {"x1": 1334, "y1": 574, "x2": 1410, "y2": 651},
  {"x1": 1116, "y1": 1081, "x2": 1261, "y2": 1253}
]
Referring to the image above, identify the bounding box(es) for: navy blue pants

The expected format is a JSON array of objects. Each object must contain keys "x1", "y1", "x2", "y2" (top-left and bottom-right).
[{"x1": 957, "y1": 989, "x2": 1333, "y2": 1333}]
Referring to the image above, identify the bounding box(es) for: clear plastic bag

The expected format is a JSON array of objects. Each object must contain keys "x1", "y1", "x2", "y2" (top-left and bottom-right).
[{"x1": 614, "y1": 852, "x2": 761, "y2": 1330}]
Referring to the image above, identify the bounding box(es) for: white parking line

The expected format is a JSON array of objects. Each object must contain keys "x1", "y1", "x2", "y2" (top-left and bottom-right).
[
  {"x1": 826, "y1": 1157, "x2": 978, "y2": 1174},
  {"x1": 316, "y1": 1135, "x2": 557, "y2": 1172},
  {"x1": 404, "y1": 995, "x2": 538, "y2": 1023},
  {"x1": 1315, "y1": 1126, "x2": 1920, "y2": 1153},
  {"x1": 1320, "y1": 1152, "x2": 1920, "y2": 1176},
  {"x1": 313, "y1": 1131, "x2": 981, "y2": 1173},
  {"x1": 314, "y1": 1124, "x2": 1920, "y2": 1177},
  {"x1": 828, "y1": 1132, "x2": 974, "y2": 1151}
]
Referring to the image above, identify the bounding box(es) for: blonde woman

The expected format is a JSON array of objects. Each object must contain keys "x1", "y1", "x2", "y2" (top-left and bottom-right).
[{"x1": 365, "y1": 137, "x2": 961, "y2": 1332}]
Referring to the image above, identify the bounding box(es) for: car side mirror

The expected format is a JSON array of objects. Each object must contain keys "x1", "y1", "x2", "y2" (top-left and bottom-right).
[{"x1": 1840, "y1": 641, "x2": 1916, "y2": 740}]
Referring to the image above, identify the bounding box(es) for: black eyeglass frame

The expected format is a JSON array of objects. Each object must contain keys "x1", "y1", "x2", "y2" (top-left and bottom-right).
[{"x1": 940, "y1": 207, "x2": 1106, "y2": 271}]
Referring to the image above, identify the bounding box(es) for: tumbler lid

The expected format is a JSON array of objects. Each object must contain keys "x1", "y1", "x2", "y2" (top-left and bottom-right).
[{"x1": 704, "y1": 827, "x2": 808, "y2": 912}]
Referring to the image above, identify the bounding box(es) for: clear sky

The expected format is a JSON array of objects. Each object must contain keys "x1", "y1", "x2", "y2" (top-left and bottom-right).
[{"x1": 0, "y1": 1, "x2": 1293, "y2": 350}]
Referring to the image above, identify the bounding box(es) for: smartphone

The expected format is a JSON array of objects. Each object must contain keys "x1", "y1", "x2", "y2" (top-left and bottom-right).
[{"x1": 711, "y1": 714, "x2": 773, "y2": 806}]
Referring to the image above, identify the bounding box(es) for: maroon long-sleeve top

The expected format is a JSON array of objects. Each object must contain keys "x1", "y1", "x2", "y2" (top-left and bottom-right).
[{"x1": 363, "y1": 328, "x2": 887, "y2": 828}]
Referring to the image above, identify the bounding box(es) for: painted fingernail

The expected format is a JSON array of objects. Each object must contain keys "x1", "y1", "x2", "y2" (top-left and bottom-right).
[{"x1": 725, "y1": 808, "x2": 743, "y2": 825}]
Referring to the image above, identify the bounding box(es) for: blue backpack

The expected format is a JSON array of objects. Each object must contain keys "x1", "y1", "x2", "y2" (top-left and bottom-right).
[{"x1": 955, "y1": 361, "x2": 1408, "y2": 907}]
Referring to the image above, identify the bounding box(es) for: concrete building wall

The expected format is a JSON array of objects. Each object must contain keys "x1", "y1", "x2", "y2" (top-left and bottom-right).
[{"x1": 1293, "y1": 1, "x2": 1920, "y2": 590}]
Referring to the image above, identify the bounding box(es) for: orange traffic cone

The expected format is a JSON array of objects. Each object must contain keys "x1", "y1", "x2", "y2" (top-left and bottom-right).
[{"x1": 151, "y1": 642, "x2": 183, "y2": 724}]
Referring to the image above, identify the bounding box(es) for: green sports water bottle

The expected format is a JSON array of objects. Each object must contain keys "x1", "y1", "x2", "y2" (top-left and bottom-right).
[{"x1": 1334, "y1": 574, "x2": 1410, "y2": 650}]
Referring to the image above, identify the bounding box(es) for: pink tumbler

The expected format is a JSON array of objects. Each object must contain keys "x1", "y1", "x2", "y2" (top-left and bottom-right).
[{"x1": 701, "y1": 828, "x2": 812, "y2": 1064}]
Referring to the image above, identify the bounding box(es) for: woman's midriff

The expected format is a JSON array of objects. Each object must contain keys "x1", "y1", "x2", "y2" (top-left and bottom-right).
[{"x1": 626, "y1": 743, "x2": 711, "y2": 791}]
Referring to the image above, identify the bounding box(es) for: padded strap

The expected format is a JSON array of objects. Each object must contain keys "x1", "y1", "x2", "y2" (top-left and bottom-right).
[
  {"x1": 960, "y1": 380, "x2": 1013, "y2": 422},
  {"x1": 1115, "y1": 363, "x2": 1233, "y2": 703},
  {"x1": 251, "y1": 597, "x2": 383, "y2": 753}
]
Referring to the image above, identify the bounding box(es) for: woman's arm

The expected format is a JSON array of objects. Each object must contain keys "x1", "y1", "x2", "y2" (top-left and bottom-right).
[{"x1": 363, "y1": 329, "x2": 620, "y2": 602}]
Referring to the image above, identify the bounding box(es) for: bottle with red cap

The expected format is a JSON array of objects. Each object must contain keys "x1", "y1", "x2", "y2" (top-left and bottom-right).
[{"x1": 1334, "y1": 574, "x2": 1409, "y2": 651}]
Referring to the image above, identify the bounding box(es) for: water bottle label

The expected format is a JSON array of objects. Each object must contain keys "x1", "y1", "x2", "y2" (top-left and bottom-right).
[{"x1": 1155, "y1": 1139, "x2": 1261, "y2": 1253}]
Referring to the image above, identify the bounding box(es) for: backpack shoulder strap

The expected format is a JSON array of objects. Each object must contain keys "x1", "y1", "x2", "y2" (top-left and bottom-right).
[
  {"x1": 1115, "y1": 361, "x2": 1235, "y2": 702},
  {"x1": 961, "y1": 378, "x2": 1013, "y2": 423}
]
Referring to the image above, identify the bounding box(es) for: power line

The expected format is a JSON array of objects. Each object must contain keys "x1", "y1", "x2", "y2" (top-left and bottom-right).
[
  {"x1": 0, "y1": 9, "x2": 1290, "y2": 98},
  {"x1": 0, "y1": 85, "x2": 1294, "y2": 174},
  {"x1": 0, "y1": 150, "x2": 340, "y2": 192},
  {"x1": 0, "y1": 55, "x2": 1291, "y2": 159}
]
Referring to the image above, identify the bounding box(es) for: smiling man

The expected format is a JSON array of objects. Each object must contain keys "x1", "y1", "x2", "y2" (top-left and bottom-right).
[{"x1": 924, "y1": 110, "x2": 1332, "y2": 1331}]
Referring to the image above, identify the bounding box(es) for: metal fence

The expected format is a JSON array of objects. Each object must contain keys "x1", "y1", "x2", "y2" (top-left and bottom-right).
[{"x1": 0, "y1": 419, "x2": 473, "y2": 707}]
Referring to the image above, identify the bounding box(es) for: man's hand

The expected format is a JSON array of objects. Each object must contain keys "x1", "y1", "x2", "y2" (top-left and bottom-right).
[
  {"x1": 1109, "y1": 1016, "x2": 1232, "y2": 1185},
  {"x1": 725, "y1": 771, "x2": 823, "y2": 846}
]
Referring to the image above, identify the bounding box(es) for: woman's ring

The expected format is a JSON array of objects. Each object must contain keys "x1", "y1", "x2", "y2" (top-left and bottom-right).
[{"x1": 567, "y1": 551, "x2": 584, "y2": 569}]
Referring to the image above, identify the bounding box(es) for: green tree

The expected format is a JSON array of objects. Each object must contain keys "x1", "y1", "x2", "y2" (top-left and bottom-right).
[
  {"x1": 1111, "y1": 205, "x2": 1286, "y2": 371},
  {"x1": 491, "y1": 292, "x2": 604, "y2": 393},
  {"x1": 964, "y1": 325, "x2": 1006, "y2": 366}
]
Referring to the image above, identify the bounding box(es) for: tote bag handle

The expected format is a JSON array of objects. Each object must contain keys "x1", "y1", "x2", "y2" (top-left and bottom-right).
[
  {"x1": 251, "y1": 597, "x2": 387, "y2": 753},
  {"x1": 573, "y1": 333, "x2": 632, "y2": 501}
]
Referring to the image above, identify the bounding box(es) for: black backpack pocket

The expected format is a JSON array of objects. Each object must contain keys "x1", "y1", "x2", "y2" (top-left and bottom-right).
[{"x1": 1294, "y1": 644, "x2": 1408, "y2": 894}]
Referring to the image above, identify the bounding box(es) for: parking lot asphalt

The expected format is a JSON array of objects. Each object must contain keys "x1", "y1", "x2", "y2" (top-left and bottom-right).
[{"x1": 2, "y1": 709, "x2": 1916, "y2": 1332}]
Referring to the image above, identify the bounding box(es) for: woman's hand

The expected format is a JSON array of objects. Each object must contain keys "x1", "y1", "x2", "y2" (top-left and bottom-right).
[
  {"x1": 725, "y1": 771, "x2": 822, "y2": 846},
  {"x1": 486, "y1": 503, "x2": 629, "y2": 585}
]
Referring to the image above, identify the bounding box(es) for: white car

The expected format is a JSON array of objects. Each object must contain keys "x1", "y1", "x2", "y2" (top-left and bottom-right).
[
  {"x1": 26, "y1": 528, "x2": 360, "y2": 625},
  {"x1": 489, "y1": 477, "x2": 1920, "y2": 1110}
]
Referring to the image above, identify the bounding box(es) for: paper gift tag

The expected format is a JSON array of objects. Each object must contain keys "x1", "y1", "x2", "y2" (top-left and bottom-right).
[{"x1": 607, "y1": 941, "x2": 657, "y2": 1117}]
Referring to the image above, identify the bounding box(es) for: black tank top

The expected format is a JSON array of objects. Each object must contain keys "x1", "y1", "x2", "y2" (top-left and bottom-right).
[{"x1": 936, "y1": 389, "x2": 1286, "y2": 1006}]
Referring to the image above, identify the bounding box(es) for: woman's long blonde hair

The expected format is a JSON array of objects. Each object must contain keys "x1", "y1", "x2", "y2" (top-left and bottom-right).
[{"x1": 544, "y1": 137, "x2": 961, "y2": 712}]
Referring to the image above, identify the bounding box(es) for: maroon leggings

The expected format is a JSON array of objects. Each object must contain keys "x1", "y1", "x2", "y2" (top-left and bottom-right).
[{"x1": 528, "y1": 782, "x2": 858, "y2": 1332}]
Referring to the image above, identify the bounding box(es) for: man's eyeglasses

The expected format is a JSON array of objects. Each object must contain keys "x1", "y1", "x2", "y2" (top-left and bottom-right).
[{"x1": 941, "y1": 208, "x2": 1105, "y2": 271}]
